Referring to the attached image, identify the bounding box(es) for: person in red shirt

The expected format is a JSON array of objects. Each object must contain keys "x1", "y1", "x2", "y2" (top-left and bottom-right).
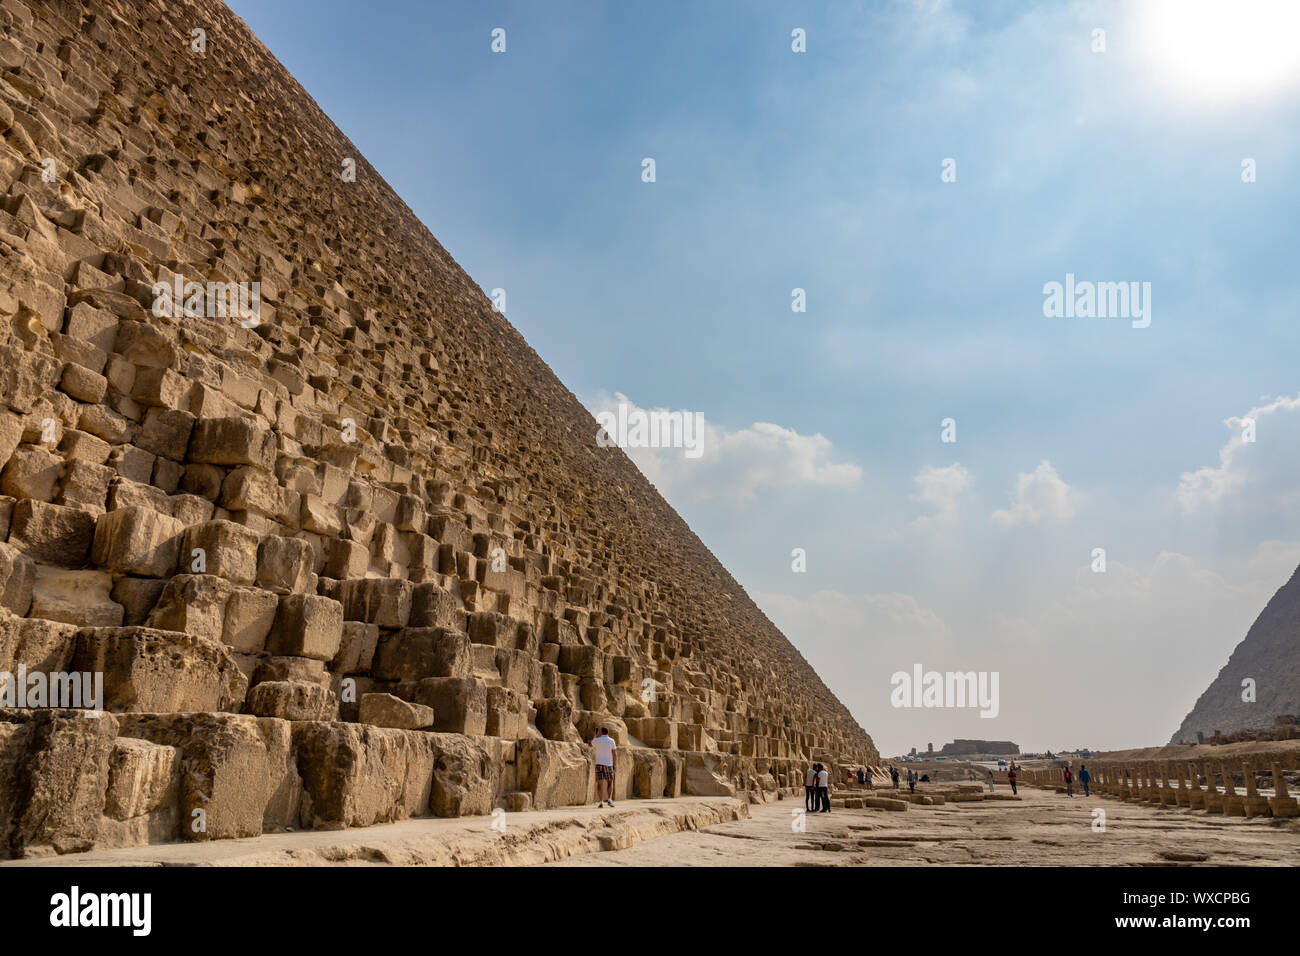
[{"x1": 1063, "y1": 766, "x2": 1074, "y2": 797}]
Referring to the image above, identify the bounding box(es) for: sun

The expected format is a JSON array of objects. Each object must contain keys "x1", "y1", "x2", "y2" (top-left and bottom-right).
[{"x1": 1137, "y1": 0, "x2": 1300, "y2": 100}]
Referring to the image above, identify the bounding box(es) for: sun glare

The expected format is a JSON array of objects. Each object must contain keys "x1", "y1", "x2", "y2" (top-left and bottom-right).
[{"x1": 1138, "y1": 0, "x2": 1300, "y2": 100}]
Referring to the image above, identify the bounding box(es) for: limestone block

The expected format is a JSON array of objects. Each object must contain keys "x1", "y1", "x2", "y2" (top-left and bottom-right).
[
  {"x1": 187, "y1": 417, "x2": 276, "y2": 470},
  {"x1": 324, "y1": 537, "x2": 368, "y2": 579},
  {"x1": 7, "y1": 499, "x2": 95, "y2": 567},
  {"x1": 222, "y1": 586, "x2": 279, "y2": 654},
  {"x1": 485, "y1": 685, "x2": 529, "y2": 738},
  {"x1": 292, "y1": 722, "x2": 436, "y2": 828},
  {"x1": 413, "y1": 676, "x2": 487, "y2": 735},
  {"x1": 135, "y1": 407, "x2": 195, "y2": 461},
  {"x1": 110, "y1": 576, "x2": 165, "y2": 627},
  {"x1": 336, "y1": 577, "x2": 412, "y2": 628},
  {"x1": 182, "y1": 519, "x2": 260, "y2": 584},
  {"x1": 245, "y1": 680, "x2": 335, "y2": 720},
  {"x1": 0, "y1": 444, "x2": 63, "y2": 502},
  {"x1": 146, "y1": 573, "x2": 235, "y2": 643},
  {"x1": 91, "y1": 505, "x2": 184, "y2": 577},
  {"x1": 0, "y1": 614, "x2": 78, "y2": 674},
  {"x1": 682, "y1": 752, "x2": 737, "y2": 797},
  {"x1": 71, "y1": 626, "x2": 248, "y2": 713},
  {"x1": 267, "y1": 594, "x2": 343, "y2": 661},
  {"x1": 371, "y1": 626, "x2": 470, "y2": 681},
  {"x1": 330, "y1": 620, "x2": 379, "y2": 674},
  {"x1": 534, "y1": 697, "x2": 578, "y2": 743},
  {"x1": 255, "y1": 534, "x2": 313, "y2": 594},
  {"x1": 360, "y1": 692, "x2": 435, "y2": 730},
  {"x1": 409, "y1": 580, "x2": 458, "y2": 628},
  {"x1": 0, "y1": 541, "x2": 36, "y2": 615},
  {"x1": 116, "y1": 713, "x2": 299, "y2": 840},
  {"x1": 29, "y1": 566, "x2": 122, "y2": 627},
  {"x1": 632, "y1": 748, "x2": 669, "y2": 799},
  {"x1": 0, "y1": 710, "x2": 119, "y2": 857},
  {"x1": 428, "y1": 731, "x2": 497, "y2": 818},
  {"x1": 517, "y1": 738, "x2": 591, "y2": 810},
  {"x1": 58, "y1": 363, "x2": 107, "y2": 403},
  {"x1": 103, "y1": 736, "x2": 180, "y2": 821}
]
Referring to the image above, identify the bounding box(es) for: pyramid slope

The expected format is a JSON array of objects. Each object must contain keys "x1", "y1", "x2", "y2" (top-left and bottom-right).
[
  {"x1": 0, "y1": 0, "x2": 874, "y2": 853},
  {"x1": 1170, "y1": 563, "x2": 1300, "y2": 743}
]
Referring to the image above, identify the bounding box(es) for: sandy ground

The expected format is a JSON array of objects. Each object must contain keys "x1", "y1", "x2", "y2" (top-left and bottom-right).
[
  {"x1": 8, "y1": 785, "x2": 1297, "y2": 867},
  {"x1": 545, "y1": 785, "x2": 1300, "y2": 867}
]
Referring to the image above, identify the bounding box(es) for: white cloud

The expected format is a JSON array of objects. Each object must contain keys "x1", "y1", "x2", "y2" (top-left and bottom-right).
[
  {"x1": 990, "y1": 460, "x2": 1074, "y2": 526},
  {"x1": 911, "y1": 462, "x2": 973, "y2": 529},
  {"x1": 1177, "y1": 394, "x2": 1300, "y2": 514},
  {"x1": 586, "y1": 391, "x2": 861, "y2": 503}
]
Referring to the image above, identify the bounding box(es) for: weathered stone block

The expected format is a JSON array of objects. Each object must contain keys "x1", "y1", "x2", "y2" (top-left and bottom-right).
[
  {"x1": 71, "y1": 626, "x2": 247, "y2": 713},
  {"x1": 30, "y1": 566, "x2": 122, "y2": 627},
  {"x1": 292, "y1": 722, "x2": 435, "y2": 829},
  {"x1": 0, "y1": 710, "x2": 119, "y2": 857},
  {"x1": 516, "y1": 738, "x2": 591, "y2": 810},
  {"x1": 91, "y1": 505, "x2": 184, "y2": 577},
  {"x1": 267, "y1": 594, "x2": 343, "y2": 661},
  {"x1": 413, "y1": 676, "x2": 487, "y2": 735},
  {"x1": 245, "y1": 680, "x2": 335, "y2": 720},
  {"x1": 371, "y1": 627, "x2": 470, "y2": 681},
  {"x1": 360, "y1": 692, "x2": 435, "y2": 730},
  {"x1": 255, "y1": 534, "x2": 313, "y2": 594},
  {"x1": 187, "y1": 417, "x2": 276, "y2": 470},
  {"x1": 1, "y1": 445, "x2": 64, "y2": 503},
  {"x1": 336, "y1": 577, "x2": 412, "y2": 628},
  {"x1": 221, "y1": 586, "x2": 279, "y2": 653},
  {"x1": 182, "y1": 519, "x2": 260, "y2": 584},
  {"x1": 0, "y1": 541, "x2": 36, "y2": 616},
  {"x1": 331, "y1": 620, "x2": 379, "y2": 674},
  {"x1": 7, "y1": 499, "x2": 96, "y2": 568},
  {"x1": 116, "y1": 713, "x2": 299, "y2": 840},
  {"x1": 428, "y1": 731, "x2": 497, "y2": 817}
]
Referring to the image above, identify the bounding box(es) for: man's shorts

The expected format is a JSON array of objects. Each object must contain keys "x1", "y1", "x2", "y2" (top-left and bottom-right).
[{"x1": 595, "y1": 764, "x2": 614, "y2": 781}]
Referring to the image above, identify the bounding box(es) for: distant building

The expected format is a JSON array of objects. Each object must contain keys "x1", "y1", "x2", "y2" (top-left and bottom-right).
[{"x1": 937, "y1": 739, "x2": 1020, "y2": 757}]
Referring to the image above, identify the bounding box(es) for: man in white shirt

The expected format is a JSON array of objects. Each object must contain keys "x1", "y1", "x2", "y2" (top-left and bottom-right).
[
  {"x1": 804, "y1": 766, "x2": 817, "y2": 812},
  {"x1": 592, "y1": 727, "x2": 617, "y2": 807},
  {"x1": 816, "y1": 764, "x2": 831, "y2": 813}
]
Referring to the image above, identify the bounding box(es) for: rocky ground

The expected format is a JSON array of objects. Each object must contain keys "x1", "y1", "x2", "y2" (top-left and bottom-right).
[
  {"x1": 547, "y1": 785, "x2": 1300, "y2": 867},
  {"x1": 9, "y1": 784, "x2": 1297, "y2": 867}
]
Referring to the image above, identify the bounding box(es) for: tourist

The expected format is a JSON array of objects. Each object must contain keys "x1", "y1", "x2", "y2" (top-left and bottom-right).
[
  {"x1": 1063, "y1": 766, "x2": 1074, "y2": 797},
  {"x1": 805, "y1": 764, "x2": 817, "y2": 811},
  {"x1": 986, "y1": 770, "x2": 995, "y2": 793},
  {"x1": 592, "y1": 727, "x2": 617, "y2": 807},
  {"x1": 1007, "y1": 766, "x2": 1017, "y2": 795},
  {"x1": 1078, "y1": 764, "x2": 1091, "y2": 797},
  {"x1": 856, "y1": 768, "x2": 865, "y2": 785},
  {"x1": 817, "y1": 763, "x2": 831, "y2": 812},
  {"x1": 907, "y1": 769, "x2": 917, "y2": 794},
  {"x1": 890, "y1": 766, "x2": 900, "y2": 789}
]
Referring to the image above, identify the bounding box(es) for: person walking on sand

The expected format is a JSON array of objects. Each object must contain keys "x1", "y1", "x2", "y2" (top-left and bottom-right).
[
  {"x1": 1007, "y1": 766, "x2": 1018, "y2": 795},
  {"x1": 987, "y1": 769, "x2": 995, "y2": 793},
  {"x1": 890, "y1": 766, "x2": 900, "y2": 789},
  {"x1": 592, "y1": 727, "x2": 617, "y2": 807},
  {"x1": 817, "y1": 763, "x2": 831, "y2": 813},
  {"x1": 1078, "y1": 764, "x2": 1091, "y2": 797},
  {"x1": 907, "y1": 769, "x2": 917, "y2": 794},
  {"x1": 805, "y1": 764, "x2": 817, "y2": 812},
  {"x1": 1063, "y1": 766, "x2": 1074, "y2": 797},
  {"x1": 857, "y1": 768, "x2": 865, "y2": 786}
]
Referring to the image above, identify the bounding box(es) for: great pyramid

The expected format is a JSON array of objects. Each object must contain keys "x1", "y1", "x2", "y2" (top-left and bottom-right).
[
  {"x1": 0, "y1": 0, "x2": 875, "y2": 856},
  {"x1": 1170, "y1": 562, "x2": 1300, "y2": 744}
]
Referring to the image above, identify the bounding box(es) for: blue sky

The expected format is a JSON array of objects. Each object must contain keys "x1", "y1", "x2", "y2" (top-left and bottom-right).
[{"x1": 228, "y1": 0, "x2": 1300, "y2": 753}]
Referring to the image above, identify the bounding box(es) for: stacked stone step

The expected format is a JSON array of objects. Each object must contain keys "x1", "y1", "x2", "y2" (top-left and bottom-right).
[{"x1": 0, "y1": 0, "x2": 877, "y2": 856}]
